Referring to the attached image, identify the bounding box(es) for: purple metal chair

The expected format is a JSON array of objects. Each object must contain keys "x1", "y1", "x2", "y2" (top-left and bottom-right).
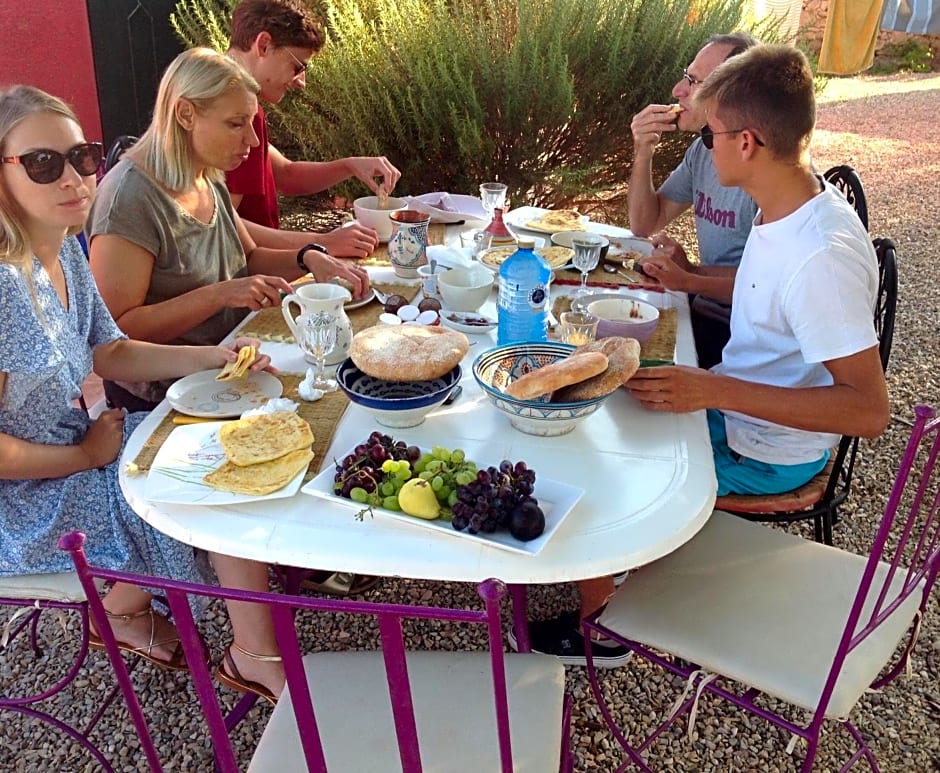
[
  {"x1": 0, "y1": 574, "x2": 126, "y2": 771},
  {"x1": 60, "y1": 534, "x2": 573, "y2": 773},
  {"x1": 582, "y1": 404, "x2": 940, "y2": 772}
]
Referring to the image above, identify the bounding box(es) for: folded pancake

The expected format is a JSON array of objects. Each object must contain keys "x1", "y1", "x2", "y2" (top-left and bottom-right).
[
  {"x1": 203, "y1": 448, "x2": 314, "y2": 495},
  {"x1": 524, "y1": 209, "x2": 586, "y2": 233},
  {"x1": 219, "y1": 411, "x2": 314, "y2": 467},
  {"x1": 216, "y1": 345, "x2": 256, "y2": 381}
]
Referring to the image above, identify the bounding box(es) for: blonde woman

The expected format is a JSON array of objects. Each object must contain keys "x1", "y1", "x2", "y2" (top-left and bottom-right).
[
  {"x1": 88, "y1": 47, "x2": 369, "y2": 411},
  {"x1": 0, "y1": 85, "x2": 284, "y2": 702}
]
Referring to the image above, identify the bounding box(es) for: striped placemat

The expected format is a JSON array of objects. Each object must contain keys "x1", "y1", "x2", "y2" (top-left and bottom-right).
[
  {"x1": 552, "y1": 262, "x2": 664, "y2": 292},
  {"x1": 130, "y1": 373, "x2": 348, "y2": 482},
  {"x1": 357, "y1": 223, "x2": 448, "y2": 267},
  {"x1": 551, "y1": 297, "x2": 677, "y2": 364}
]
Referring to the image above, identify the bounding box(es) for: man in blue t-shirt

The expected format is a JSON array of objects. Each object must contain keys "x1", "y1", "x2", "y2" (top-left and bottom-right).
[{"x1": 628, "y1": 32, "x2": 759, "y2": 368}]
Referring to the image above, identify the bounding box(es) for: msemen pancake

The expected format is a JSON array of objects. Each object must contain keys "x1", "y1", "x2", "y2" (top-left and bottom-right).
[
  {"x1": 219, "y1": 411, "x2": 314, "y2": 467},
  {"x1": 204, "y1": 448, "x2": 314, "y2": 495}
]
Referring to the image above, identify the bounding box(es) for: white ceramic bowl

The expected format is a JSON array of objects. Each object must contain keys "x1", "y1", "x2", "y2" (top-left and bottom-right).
[
  {"x1": 336, "y1": 359, "x2": 461, "y2": 428},
  {"x1": 472, "y1": 342, "x2": 612, "y2": 436},
  {"x1": 353, "y1": 196, "x2": 408, "y2": 241},
  {"x1": 586, "y1": 297, "x2": 660, "y2": 345},
  {"x1": 437, "y1": 265, "x2": 494, "y2": 312}
]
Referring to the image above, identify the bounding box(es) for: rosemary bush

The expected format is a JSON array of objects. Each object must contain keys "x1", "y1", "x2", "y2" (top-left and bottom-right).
[{"x1": 173, "y1": 0, "x2": 753, "y2": 211}]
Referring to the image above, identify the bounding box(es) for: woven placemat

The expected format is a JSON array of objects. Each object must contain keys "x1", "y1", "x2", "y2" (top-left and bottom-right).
[
  {"x1": 237, "y1": 282, "x2": 417, "y2": 342},
  {"x1": 551, "y1": 297, "x2": 677, "y2": 364},
  {"x1": 552, "y1": 263, "x2": 664, "y2": 292},
  {"x1": 357, "y1": 223, "x2": 448, "y2": 267},
  {"x1": 130, "y1": 373, "x2": 348, "y2": 482}
]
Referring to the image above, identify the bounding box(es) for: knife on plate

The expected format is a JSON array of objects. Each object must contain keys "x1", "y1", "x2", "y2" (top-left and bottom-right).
[{"x1": 172, "y1": 415, "x2": 218, "y2": 425}]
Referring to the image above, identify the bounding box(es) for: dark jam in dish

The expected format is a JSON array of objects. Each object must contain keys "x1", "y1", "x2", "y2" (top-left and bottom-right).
[{"x1": 448, "y1": 314, "x2": 491, "y2": 326}]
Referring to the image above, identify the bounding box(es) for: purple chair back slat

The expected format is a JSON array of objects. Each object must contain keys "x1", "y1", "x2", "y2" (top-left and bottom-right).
[
  {"x1": 815, "y1": 405, "x2": 940, "y2": 719},
  {"x1": 57, "y1": 532, "x2": 530, "y2": 772}
]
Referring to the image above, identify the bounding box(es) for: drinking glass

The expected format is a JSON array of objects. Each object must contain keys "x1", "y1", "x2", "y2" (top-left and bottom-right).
[
  {"x1": 559, "y1": 311, "x2": 599, "y2": 345},
  {"x1": 298, "y1": 311, "x2": 339, "y2": 392},
  {"x1": 459, "y1": 228, "x2": 493, "y2": 259},
  {"x1": 479, "y1": 182, "x2": 508, "y2": 223},
  {"x1": 570, "y1": 235, "x2": 605, "y2": 300}
]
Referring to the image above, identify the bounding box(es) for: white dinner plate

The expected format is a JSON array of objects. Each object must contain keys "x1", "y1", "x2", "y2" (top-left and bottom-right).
[
  {"x1": 145, "y1": 422, "x2": 306, "y2": 506},
  {"x1": 300, "y1": 444, "x2": 584, "y2": 556},
  {"x1": 345, "y1": 287, "x2": 377, "y2": 310},
  {"x1": 440, "y1": 310, "x2": 497, "y2": 335},
  {"x1": 166, "y1": 370, "x2": 282, "y2": 418},
  {"x1": 604, "y1": 235, "x2": 654, "y2": 263},
  {"x1": 503, "y1": 206, "x2": 590, "y2": 236}
]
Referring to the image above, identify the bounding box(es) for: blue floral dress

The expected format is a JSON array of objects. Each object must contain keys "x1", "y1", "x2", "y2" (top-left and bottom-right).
[{"x1": 0, "y1": 236, "x2": 209, "y2": 585}]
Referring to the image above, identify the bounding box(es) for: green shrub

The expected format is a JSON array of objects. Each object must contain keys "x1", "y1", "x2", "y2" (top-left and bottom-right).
[{"x1": 173, "y1": 0, "x2": 753, "y2": 212}]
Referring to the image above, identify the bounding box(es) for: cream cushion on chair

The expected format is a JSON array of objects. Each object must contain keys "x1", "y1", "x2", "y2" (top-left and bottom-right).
[
  {"x1": 0, "y1": 572, "x2": 88, "y2": 602},
  {"x1": 249, "y1": 651, "x2": 565, "y2": 773},
  {"x1": 598, "y1": 511, "x2": 922, "y2": 719}
]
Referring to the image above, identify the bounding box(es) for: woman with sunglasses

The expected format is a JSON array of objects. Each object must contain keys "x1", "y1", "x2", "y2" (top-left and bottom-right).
[
  {"x1": 0, "y1": 85, "x2": 285, "y2": 702},
  {"x1": 86, "y1": 47, "x2": 369, "y2": 412}
]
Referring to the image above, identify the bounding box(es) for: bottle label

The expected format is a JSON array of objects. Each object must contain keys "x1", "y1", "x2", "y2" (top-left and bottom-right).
[{"x1": 527, "y1": 283, "x2": 548, "y2": 310}]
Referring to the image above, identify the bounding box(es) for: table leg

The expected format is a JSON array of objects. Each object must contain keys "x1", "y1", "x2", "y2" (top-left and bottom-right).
[{"x1": 508, "y1": 583, "x2": 531, "y2": 652}]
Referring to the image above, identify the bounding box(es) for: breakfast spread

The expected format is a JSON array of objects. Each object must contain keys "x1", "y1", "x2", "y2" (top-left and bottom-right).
[
  {"x1": 349, "y1": 325, "x2": 469, "y2": 382},
  {"x1": 216, "y1": 345, "x2": 255, "y2": 381},
  {"x1": 524, "y1": 209, "x2": 587, "y2": 233},
  {"x1": 504, "y1": 351, "x2": 609, "y2": 400}
]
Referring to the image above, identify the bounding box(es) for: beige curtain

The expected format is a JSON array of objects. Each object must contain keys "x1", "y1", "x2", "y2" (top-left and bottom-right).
[{"x1": 819, "y1": 0, "x2": 888, "y2": 74}]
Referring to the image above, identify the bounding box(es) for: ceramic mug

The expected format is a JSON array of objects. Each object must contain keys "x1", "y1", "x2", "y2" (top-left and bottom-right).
[
  {"x1": 387, "y1": 210, "x2": 431, "y2": 278},
  {"x1": 281, "y1": 283, "x2": 353, "y2": 365}
]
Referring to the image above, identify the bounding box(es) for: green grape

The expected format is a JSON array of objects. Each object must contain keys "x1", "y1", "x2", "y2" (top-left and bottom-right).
[
  {"x1": 451, "y1": 449, "x2": 465, "y2": 463},
  {"x1": 455, "y1": 471, "x2": 473, "y2": 486},
  {"x1": 419, "y1": 470, "x2": 433, "y2": 481},
  {"x1": 437, "y1": 486, "x2": 452, "y2": 503},
  {"x1": 430, "y1": 475, "x2": 444, "y2": 491},
  {"x1": 350, "y1": 487, "x2": 369, "y2": 503},
  {"x1": 447, "y1": 490, "x2": 459, "y2": 507},
  {"x1": 381, "y1": 459, "x2": 397, "y2": 473},
  {"x1": 433, "y1": 446, "x2": 452, "y2": 463},
  {"x1": 383, "y1": 496, "x2": 400, "y2": 510},
  {"x1": 381, "y1": 481, "x2": 396, "y2": 496},
  {"x1": 395, "y1": 469, "x2": 411, "y2": 481},
  {"x1": 426, "y1": 459, "x2": 443, "y2": 473}
]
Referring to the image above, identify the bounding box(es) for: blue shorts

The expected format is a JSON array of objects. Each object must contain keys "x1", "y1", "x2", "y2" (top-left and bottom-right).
[{"x1": 707, "y1": 409, "x2": 829, "y2": 497}]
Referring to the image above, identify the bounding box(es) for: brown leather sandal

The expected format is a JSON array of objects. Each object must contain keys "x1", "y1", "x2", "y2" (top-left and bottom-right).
[
  {"x1": 215, "y1": 643, "x2": 281, "y2": 706},
  {"x1": 89, "y1": 607, "x2": 190, "y2": 672}
]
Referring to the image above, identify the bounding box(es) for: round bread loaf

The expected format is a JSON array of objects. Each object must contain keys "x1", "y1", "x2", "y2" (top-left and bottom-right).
[
  {"x1": 553, "y1": 337, "x2": 641, "y2": 401},
  {"x1": 504, "y1": 351, "x2": 609, "y2": 400},
  {"x1": 350, "y1": 325, "x2": 469, "y2": 381}
]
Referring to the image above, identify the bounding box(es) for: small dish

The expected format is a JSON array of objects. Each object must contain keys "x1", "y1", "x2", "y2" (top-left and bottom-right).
[
  {"x1": 440, "y1": 310, "x2": 497, "y2": 335},
  {"x1": 344, "y1": 287, "x2": 377, "y2": 310},
  {"x1": 605, "y1": 235, "x2": 654, "y2": 264},
  {"x1": 166, "y1": 370, "x2": 283, "y2": 418}
]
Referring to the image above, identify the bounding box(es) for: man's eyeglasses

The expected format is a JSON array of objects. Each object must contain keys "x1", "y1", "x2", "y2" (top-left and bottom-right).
[
  {"x1": 681, "y1": 67, "x2": 705, "y2": 88},
  {"x1": 1, "y1": 142, "x2": 103, "y2": 184},
  {"x1": 286, "y1": 49, "x2": 309, "y2": 78},
  {"x1": 700, "y1": 124, "x2": 765, "y2": 151}
]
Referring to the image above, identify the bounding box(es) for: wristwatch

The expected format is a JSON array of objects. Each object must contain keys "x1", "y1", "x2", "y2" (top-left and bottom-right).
[{"x1": 296, "y1": 243, "x2": 329, "y2": 271}]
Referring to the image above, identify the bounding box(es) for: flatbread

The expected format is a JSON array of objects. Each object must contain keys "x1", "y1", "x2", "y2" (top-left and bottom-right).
[
  {"x1": 480, "y1": 245, "x2": 573, "y2": 270},
  {"x1": 524, "y1": 210, "x2": 587, "y2": 233},
  {"x1": 219, "y1": 411, "x2": 314, "y2": 467},
  {"x1": 216, "y1": 345, "x2": 255, "y2": 381},
  {"x1": 203, "y1": 448, "x2": 314, "y2": 495},
  {"x1": 350, "y1": 325, "x2": 468, "y2": 381}
]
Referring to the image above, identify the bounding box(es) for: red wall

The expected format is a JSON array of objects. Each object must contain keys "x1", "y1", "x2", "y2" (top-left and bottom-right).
[{"x1": 0, "y1": 0, "x2": 103, "y2": 142}]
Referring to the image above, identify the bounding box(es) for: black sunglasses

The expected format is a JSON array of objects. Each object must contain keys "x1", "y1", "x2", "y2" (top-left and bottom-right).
[
  {"x1": 700, "y1": 124, "x2": 765, "y2": 151},
  {"x1": 1, "y1": 142, "x2": 104, "y2": 184}
]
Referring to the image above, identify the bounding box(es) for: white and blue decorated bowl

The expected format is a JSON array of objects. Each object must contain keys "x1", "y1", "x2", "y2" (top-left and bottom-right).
[
  {"x1": 472, "y1": 342, "x2": 610, "y2": 436},
  {"x1": 336, "y1": 358, "x2": 461, "y2": 428}
]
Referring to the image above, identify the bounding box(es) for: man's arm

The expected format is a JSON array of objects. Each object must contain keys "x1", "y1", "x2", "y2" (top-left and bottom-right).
[
  {"x1": 236, "y1": 208, "x2": 380, "y2": 259},
  {"x1": 268, "y1": 145, "x2": 400, "y2": 197}
]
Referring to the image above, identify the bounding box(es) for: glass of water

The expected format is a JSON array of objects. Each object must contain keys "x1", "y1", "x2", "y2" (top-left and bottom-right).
[
  {"x1": 298, "y1": 311, "x2": 339, "y2": 392},
  {"x1": 570, "y1": 235, "x2": 605, "y2": 300}
]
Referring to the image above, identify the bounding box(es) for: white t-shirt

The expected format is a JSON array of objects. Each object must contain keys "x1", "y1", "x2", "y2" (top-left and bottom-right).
[{"x1": 712, "y1": 183, "x2": 878, "y2": 465}]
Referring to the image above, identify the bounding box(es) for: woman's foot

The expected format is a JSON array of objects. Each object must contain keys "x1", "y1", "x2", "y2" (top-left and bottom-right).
[
  {"x1": 89, "y1": 606, "x2": 189, "y2": 671},
  {"x1": 216, "y1": 642, "x2": 285, "y2": 704}
]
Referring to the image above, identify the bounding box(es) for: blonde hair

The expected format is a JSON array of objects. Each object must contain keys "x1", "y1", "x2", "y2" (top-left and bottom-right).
[
  {"x1": 0, "y1": 85, "x2": 83, "y2": 268},
  {"x1": 128, "y1": 47, "x2": 260, "y2": 192}
]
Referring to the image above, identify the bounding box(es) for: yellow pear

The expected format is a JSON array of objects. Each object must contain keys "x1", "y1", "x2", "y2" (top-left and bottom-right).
[{"x1": 398, "y1": 478, "x2": 441, "y2": 520}]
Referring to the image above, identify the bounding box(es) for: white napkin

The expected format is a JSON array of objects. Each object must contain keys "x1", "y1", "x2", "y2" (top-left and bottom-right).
[
  {"x1": 241, "y1": 397, "x2": 299, "y2": 417},
  {"x1": 426, "y1": 244, "x2": 474, "y2": 270},
  {"x1": 403, "y1": 192, "x2": 489, "y2": 221}
]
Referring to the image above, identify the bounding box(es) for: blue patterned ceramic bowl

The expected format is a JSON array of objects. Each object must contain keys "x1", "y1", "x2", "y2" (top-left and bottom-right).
[
  {"x1": 336, "y1": 358, "x2": 461, "y2": 428},
  {"x1": 472, "y1": 342, "x2": 611, "y2": 436}
]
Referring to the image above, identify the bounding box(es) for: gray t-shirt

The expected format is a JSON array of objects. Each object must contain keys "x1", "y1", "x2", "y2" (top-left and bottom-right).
[
  {"x1": 87, "y1": 158, "x2": 249, "y2": 402},
  {"x1": 659, "y1": 138, "x2": 757, "y2": 268}
]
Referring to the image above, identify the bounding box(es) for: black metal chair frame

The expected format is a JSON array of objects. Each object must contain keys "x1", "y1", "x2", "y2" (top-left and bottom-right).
[{"x1": 824, "y1": 164, "x2": 869, "y2": 231}]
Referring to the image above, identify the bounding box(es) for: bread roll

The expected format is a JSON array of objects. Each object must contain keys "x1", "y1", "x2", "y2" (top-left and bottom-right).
[
  {"x1": 350, "y1": 325, "x2": 468, "y2": 381},
  {"x1": 553, "y1": 337, "x2": 641, "y2": 401},
  {"x1": 504, "y1": 351, "x2": 609, "y2": 400}
]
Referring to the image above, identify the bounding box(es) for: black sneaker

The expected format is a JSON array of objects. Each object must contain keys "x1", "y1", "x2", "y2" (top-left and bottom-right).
[{"x1": 508, "y1": 612, "x2": 632, "y2": 668}]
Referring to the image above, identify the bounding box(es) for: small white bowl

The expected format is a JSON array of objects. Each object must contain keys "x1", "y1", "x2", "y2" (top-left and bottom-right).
[
  {"x1": 353, "y1": 196, "x2": 408, "y2": 242},
  {"x1": 437, "y1": 265, "x2": 494, "y2": 312},
  {"x1": 586, "y1": 297, "x2": 660, "y2": 344}
]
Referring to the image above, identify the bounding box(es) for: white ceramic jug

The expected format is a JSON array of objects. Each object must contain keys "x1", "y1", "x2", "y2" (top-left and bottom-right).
[{"x1": 281, "y1": 283, "x2": 352, "y2": 365}]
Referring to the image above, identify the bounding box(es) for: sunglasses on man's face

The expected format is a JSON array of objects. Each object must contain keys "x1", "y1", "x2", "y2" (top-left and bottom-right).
[
  {"x1": 1, "y1": 142, "x2": 104, "y2": 184},
  {"x1": 700, "y1": 124, "x2": 765, "y2": 151}
]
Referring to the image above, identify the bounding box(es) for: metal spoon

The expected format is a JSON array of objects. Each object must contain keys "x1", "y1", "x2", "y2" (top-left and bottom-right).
[{"x1": 603, "y1": 263, "x2": 631, "y2": 280}]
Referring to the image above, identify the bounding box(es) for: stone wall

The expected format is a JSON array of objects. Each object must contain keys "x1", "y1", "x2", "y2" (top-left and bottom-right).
[{"x1": 799, "y1": 0, "x2": 939, "y2": 55}]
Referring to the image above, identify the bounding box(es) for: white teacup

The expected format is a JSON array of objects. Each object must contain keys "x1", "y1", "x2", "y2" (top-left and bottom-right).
[{"x1": 281, "y1": 283, "x2": 353, "y2": 365}]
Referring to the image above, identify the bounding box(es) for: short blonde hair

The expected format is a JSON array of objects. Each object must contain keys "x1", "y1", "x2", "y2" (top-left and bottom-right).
[
  {"x1": 0, "y1": 86, "x2": 82, "y2": 268},
  {"x1": 128, "y1": 47, "x2": 260, "y2": 192}
]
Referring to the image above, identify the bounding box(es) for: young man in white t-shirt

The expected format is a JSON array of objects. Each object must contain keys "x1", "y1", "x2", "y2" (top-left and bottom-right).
[{"x1": 519, "y1": 44, "x2": 889, "y2": 667}]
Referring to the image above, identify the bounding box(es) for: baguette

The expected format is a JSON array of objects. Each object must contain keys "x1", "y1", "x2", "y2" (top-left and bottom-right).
[
  {"x1": 553, "y1": 337, "x2": 641, "y2": 401},
  {"x1": 504, "y1": 351, "x2": 609, "y2": 400}
]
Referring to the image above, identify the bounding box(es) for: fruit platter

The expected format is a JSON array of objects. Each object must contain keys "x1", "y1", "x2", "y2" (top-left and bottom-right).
[{"x1": 300, "y1": 431, "x2": 583, "y2": 555}]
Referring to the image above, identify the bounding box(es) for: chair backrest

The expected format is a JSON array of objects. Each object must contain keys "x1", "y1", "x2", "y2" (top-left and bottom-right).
[
  {"x1": 59, "y1": 533, "x2": 556, "y2": 773},
  {"x1": 824, "y1": 164, "x2": 869, "y2": 230},
  {"x1": 104, "y1": 135, "x2": 138, "y2": 175},
  {"x1": 817, "y1": 404, "x2": 940, "y2": 715},
  {"x1": 872, "y1": 237, "x2": 898, "y2": 372}
]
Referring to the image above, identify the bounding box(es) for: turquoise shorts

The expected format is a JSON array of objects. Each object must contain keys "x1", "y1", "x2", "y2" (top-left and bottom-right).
[{"x1": 707, "y1": 409, "x2": 829, "y2": 497}]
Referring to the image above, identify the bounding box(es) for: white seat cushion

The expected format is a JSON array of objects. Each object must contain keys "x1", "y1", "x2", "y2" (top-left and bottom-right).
[
  {"x1": 0, "y1": 572, "x2": 87, "y2": 603},
  {"x1": 598, "y1": 510, "x2": 922, "y2": 718},
  {"x1": 249, "y1": 651, "x2": 565, "y2": 773}
]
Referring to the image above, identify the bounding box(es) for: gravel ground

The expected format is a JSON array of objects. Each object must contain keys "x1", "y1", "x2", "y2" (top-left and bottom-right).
[{"x1": 2, "y1": 73, "x2": 939, "y2": 772}]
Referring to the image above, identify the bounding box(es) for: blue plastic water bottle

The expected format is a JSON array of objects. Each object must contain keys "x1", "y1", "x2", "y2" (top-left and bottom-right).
[{"x1": 497, "y1": 239, "x2": 551, "y2": 345}]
